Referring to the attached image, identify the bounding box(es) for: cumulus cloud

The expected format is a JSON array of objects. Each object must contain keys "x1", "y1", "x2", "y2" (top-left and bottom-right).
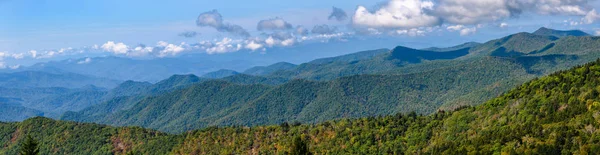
[
  {"x1": 353, "y1": 0, "x2": 596, "y2": 28},
  {"x1": 178, "y1": 31, "x2": 199, "y2": 38},
  {"x1": 29, "y1": 50, "x2": 37, "y2": 59},
  {"x1": 311, "y1": 25, "x2": 337, "y2": 34},
  {"x1": 395, "y1": 28, "x2": 427, "y2": 36},
  {"x1": 11, "y1": 53, "x2": 24, "y2": 59},
  {"x1": 257, "y1": 18, "x2": 293, "y2": 31},
  {"x1": 158, "y1": 42, "x2": 186, "y2": 57},
  {"x1": 499, "y1": 22, "x2": 509, "y2": 28},
  {"x1": 459, "y1": 27, "x2": 477, "y2": 36},
  {"x1": 295, "y1": 26, "x2": 309, "y2": 36},
  {"x1": 77, "y1": 57, "x2": 92, "y2": 64},
  {"x1": 437, "y1": 0, "x2": 593, "y2": 25},
  {"x1": 582, "y1": 9, "x2": 600, "y2": 24},
  {"x1": 130, "y1": 44, "x2": 154, "y2": 57},
  {"x1": 196, "y1": 10, "x2": 250, "y2": 37},
  {"x1": 101, "y1": 41, "x2": 129, "y2": 54},
  {"x1": 436, "y1": 0, "x2": 513, "y2": 25},
  {"x1": 447, "y1": 25, "x2": 477, "y2": 36},
  {"x1": 329, "y1": 7, "x2": 348, "y2": 21},
  {"x1": 262, "y1": 32, "x2": 297, "y2": 47},
  {"x1": 352, "y1": 0, "x2": 441, "y2": 29},
  {"x1": 245, "y1": 41, "x2": 264, "y2": 51},
  {"x1": 199, "y1": 38, "x2": 243, "y2": 54}
]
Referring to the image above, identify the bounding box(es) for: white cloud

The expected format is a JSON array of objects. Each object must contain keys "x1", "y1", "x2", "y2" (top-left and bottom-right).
[
  {"x1": 295, "y1": 26, "x2": 309, "y2": 36},
  {"x1": 0, "y1": 51, "x2": 6, "y2": 60},
  {"x1": 395, "y1": 28, "x2": 427, "y2": 36},
  {"x1": 459, "y1": 27, "x2": 477, "y2": 36},
  {"x1": 499, "y1": 22, "x2": 508, "y2": 28},
  {"x1": 101, "y1": 41, "x2": 129, "y2": 54},
  {"x1": 159, "y1": 42, "x2": 186, "y2": 57},
  {"x1": 77, "y1": 58, "x2": 92, "y2": 64},
  {"x1": 201, "y1": 38, "x2": 243, "y2": 54},
  {"x1": 130, "y1": 45, "x2": 154, "y2": 57},
  {"x1": 257, "y1": 18, "x2": 293, "y2": 31},
  {"x1": 436, "y1": 0, "x2": 512, "y2": 25},
  {"x1": 12, "y1": 53, "x2": 24, "y2": 59},
  {"x1": 29, "y1": 50, "x2": 37, "y2": 58},
  {"x1": 353, "y1": 0, "x2": 595, "y2": 28},
  {"x1": 446, "y1": 25, "x2": 477, "y2": 36},
  {"x1": 582, "y1": 9, "x2": 600, "y2": 24},
  {"x1": 0, "y1": 62, "x2": 5, "y2": 69},
  {"x1": 352, "y1": 0, "x2": 441, "y2": 29},
  {"x1": 447, "y1": 25, "x2": 465, "y2": 31},
  {"x1": 245, "y1": 41, "x2": 264, "y2": 51}
]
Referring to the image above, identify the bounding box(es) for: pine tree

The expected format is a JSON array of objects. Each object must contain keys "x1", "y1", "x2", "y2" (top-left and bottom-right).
[{"x1": 19, "y1": 135, "x2": 39, "y2": 155}]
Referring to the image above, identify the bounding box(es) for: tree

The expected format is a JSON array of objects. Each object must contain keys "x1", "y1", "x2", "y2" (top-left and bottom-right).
[
  {"x1": 290, "y1": 135, "x2": 311, "y2": 155},
  {"x1": 19, "y1": 135, "x2": 39, "y2": 155}
]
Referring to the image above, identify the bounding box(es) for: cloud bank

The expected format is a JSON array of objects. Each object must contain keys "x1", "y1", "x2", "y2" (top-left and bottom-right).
[{"x1": 352, "y1": 0, "x2": 596, "y2": 30}]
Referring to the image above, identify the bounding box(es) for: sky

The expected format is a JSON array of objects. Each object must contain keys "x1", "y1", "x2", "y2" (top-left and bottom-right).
[{"x1": 1, "y1": 0, "x2": 600, "y2": 69}]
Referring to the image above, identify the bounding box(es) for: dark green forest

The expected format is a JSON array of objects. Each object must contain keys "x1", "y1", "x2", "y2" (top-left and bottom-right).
[{"x1": 4, "y1": 58, "x2": 600, "y2": 154}]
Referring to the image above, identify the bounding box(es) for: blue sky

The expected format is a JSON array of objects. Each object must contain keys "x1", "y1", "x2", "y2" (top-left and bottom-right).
[{"x1": 1, "y1": 0, "x2": 600, "y2": 68}]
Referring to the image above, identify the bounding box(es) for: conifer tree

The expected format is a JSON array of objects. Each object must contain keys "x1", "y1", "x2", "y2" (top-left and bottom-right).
[{"x1": 19, "y1": 135, "x2": 39, "y2": 155}]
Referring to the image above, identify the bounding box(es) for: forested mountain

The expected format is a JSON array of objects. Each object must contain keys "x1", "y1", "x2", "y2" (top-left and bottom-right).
[
  {"x1": 0, "y1": 71, "x2": 120, "y2": 89},
  {"x1": 17, "y1": 56, "x2": 236, "y2": 82},
  {"x1": 60, "y1": 28, "x2": 600, "y2": 133},
  {"x1": 201, "y1": 69, "x2": 240, "y2": 79},
  {"x1": 533, "y1": 27, "x2": 590, "y2": 37},
  {"x1": 5, "y1": 59, "x2": 600, "y2": 154},
  {"x1": 243, "y1": 62, "x2": 297, "y2": 76},
  {"x1": 0, "y1": 117, "x2": 180, "y2": 154}
]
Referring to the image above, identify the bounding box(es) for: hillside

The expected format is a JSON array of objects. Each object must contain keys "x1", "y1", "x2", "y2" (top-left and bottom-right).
[
  {"x1": 202, "y1": 69, "x2": 240, "y2": 79},
  {"x1": 165, "y1": 58, "x2": 600, "y2": 154},
  {"x1": 6, "y1": 59, "x2": 600, "y2": 154},
  {"x1": 243, "y1": 62, "x2": 297, "y2": 76},
  {"x1": 62, "y1": 28, "x2": 600, "y2": 133},
  {"x1": 0, "y1": 117, "x2": 180, "y2": 154},
  {"x1": 63, "y1": 56, "x2": 533, "y2": 133},
  {"x1": 533, "y1": 27, "x2": 590, "y2": 37}
]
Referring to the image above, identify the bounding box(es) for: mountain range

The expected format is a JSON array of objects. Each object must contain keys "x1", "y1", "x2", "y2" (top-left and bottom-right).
[
  {"x1": 3, "y1": 55, "x2": 600, "y2": 154},
  {"x1": 49, "y1": 27, "x2": 600, "y2": 134}
]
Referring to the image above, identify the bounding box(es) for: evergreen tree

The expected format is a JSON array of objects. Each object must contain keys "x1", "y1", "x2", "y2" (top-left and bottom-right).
[
  {"x1": 19, "y1": 135, "x2": 39, "y2": 155},
  {"x1": 290, "y1": 135, "x2": 311, "y2": 155}
]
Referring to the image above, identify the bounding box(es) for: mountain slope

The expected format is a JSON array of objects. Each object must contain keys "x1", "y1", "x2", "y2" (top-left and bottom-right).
[
  {"x1": 202, "y1": 69, "x2": 240, "y2": 79},
  {"x1": 243, "y1": 62, "x2": 297, "y2": 76},
  {"x1": 63, "y1": 28, "x2": 600, "y2": 133},
  {"x1": 533, "y1": 27, "x2": 590, "y2": 37},
  {"x1": 0, "y1": 117, "x2": 179, "y2": 154},
  {"x1": 7, "y1": 59, "x2": 600, "y2": 154},
  {"x1": 64, "y1": 56, "x2": 533, "y2": 133},
  {"x1": 173, "y1": 58, "x2": 600, "y2": 154},
  {"x1": 0, "y1": 71, "x2": 120, "y2": 89}
]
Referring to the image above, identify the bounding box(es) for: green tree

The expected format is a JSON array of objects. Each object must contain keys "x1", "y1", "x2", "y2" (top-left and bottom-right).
[
  {"x1": 290, "y1": 135, "x2": 311, "y2": 155},
  {"x1": 19, "y1": 135, "x2": 39, "y2": 155}
]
